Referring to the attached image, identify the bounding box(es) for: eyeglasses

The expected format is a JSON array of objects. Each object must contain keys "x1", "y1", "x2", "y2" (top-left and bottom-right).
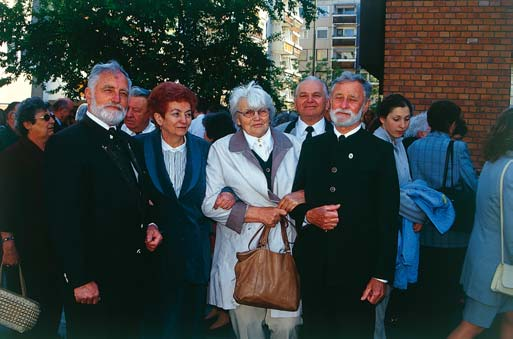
[
  {"x1": 236, "y1": 108, "x2": 270, "y2": 118},
  {"x1": 37, "y1": 113, "x2": 55, "y2": 122}
]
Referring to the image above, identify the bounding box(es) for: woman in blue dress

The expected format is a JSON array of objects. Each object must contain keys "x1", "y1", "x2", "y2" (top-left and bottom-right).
[{"x1": 449, "y1": 106, "x2": 513, "y2": 338}]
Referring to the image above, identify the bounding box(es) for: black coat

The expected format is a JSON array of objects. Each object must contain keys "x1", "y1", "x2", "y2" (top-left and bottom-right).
[
  {"x1": 291, "y1": 128, "x2": 399, "y2": 291},
  {"x1": 44, "y1": 116, "x2": 148, "y2": 293}
]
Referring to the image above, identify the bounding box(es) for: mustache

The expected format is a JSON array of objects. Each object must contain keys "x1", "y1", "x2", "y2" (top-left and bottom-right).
[
  {"x1": 97, "y1": 103, "x2": 125, "y2": 112},
  {"x1": 331, "y1": 108, "x2": 355, "y2": 115}
]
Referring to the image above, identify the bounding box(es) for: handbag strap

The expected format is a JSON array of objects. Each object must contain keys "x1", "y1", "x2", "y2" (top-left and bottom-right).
[
  {"x1": 499, "y1": 159, "x2": 513, "y2": 264},
  {"x1": 251, "y1": 218, "x2": 292, "y2": 253},
  {"x1": 442, "y1": 140, "x2": 455, "y2": 189},
  {"x1": 0, "y1": 264, "x2": 28, "y2": 297}
]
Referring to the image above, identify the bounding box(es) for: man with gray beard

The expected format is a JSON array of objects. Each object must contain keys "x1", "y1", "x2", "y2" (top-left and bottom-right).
[
  {"x1": 291, "y1": 72, "x2": 399, "y2": 338},
  {"x1": 44, "y1": 60, "x2": 162, "y2": 339}
]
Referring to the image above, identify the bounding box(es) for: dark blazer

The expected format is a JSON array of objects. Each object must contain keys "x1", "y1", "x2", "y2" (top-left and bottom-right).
[
  {"x1": 44, "y1": 115, "x2": 148, "y2": 292},
  {"x1": 291, "y1": 128, "x2": 399, "y2": 289},
  {"x1": 133, "y1": 130, "x2": 212, "y2": 285}
]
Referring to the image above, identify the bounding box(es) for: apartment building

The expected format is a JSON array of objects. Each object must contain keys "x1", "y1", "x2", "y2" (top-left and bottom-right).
[
  {"x1": 259, "y1": 4, "x2": 304, "y2": 108},
  {"x1": 298, "y1": 1, "x2": 359, "y2": 81}
]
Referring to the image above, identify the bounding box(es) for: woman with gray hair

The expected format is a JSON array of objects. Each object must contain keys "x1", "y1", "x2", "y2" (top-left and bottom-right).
[{"x1": 202, "y1": 81, "x2": 304, "y2": 339}]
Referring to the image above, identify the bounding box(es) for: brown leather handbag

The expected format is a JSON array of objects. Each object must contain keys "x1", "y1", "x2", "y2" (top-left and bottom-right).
[{"x1": 233, "y1": 219, "x2": 300, "y2": 311}]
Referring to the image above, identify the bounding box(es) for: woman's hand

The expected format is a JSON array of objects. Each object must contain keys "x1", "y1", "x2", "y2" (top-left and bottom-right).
[
  {"x1": 277, "y1": 190, "x2": 305, "y2": 213},
  {"x1": 413, "y1": 223, "x2": 423, "y2": 232},
  {"x1": 213, "y1": 192, "x2": 236, "y2": 210},
  {"x1": 245, "y1": 206, "x2": 287, "y2": 227},
  {"x1": 1, "y1": 239, "x2": 19, "y2": 266}
]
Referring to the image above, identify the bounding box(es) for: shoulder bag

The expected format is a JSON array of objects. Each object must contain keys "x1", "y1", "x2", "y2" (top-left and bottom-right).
[
  {"x1": 441, "y1": 140, "x2": 476, "y2": 233},
  {"x1": 491, "y1": 159, "x2": 513, "y2": 296},
  {"x1": 233, "y1": 218, "x2": 300, "y2": 311},
  {"x1": 0, "y1": 264, "x2": 41, "y2": 333}
]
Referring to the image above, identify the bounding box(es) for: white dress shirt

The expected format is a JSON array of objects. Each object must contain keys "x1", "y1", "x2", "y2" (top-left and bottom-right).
[
  {"x1": 161, "y1": 137, "x2": 187, "y2": 196},
  {"x1": 121, "y1": 121, "x2": 156, "y2": 136},
  {"x1": 242, "y1": 128, "x2": 273, "y2": 161},
  {"x1": 295, "y1": 118, "x2": 326, "y2": 143}
]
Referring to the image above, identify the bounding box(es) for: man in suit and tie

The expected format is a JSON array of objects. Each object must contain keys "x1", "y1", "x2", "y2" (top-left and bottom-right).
[
  {"x1": 275, "y1": 76, "x2": 333, "y2": 142},
  {"x1": 44, "y1": 60, "x2": 163, "y2": 339},
  {"x1": 291, "y1": 71, "x2": 399, "y2": 338},
  {"x1": 52, "y1": 98, "x2": 74, "y2": 132},
  {"x1": 120, "y1": 86, "x2": 156, "y2": 136}
]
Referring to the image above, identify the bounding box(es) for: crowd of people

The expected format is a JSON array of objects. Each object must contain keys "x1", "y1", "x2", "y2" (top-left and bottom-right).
[{"x1": 0, "y1": 59, "x2": 512, "y2": 339}]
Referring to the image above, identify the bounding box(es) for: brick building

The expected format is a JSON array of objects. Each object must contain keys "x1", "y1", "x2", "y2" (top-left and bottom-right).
[{"x1": 361, "y1": 1, "x2": 512, "y2": 164}]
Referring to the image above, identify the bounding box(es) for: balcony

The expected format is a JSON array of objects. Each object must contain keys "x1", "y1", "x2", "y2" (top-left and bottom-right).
[
  {"x1": 332, "y1": 37, "x2": 356, "y2": 47},
  {"x1": 332, "y1": 59, "x2": 356, "y2": 69},
  {"x1": 332, "y1": 15, "x2": 357, "y2": 25}
]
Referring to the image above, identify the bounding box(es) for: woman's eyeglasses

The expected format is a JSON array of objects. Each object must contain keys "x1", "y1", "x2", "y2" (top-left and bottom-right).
[
  {"x1": 37, "y1": 113, "x2": 55, "y2": 122},
  {"x1": 236, "y1": 108, "x2": 270, "y2": 118}
]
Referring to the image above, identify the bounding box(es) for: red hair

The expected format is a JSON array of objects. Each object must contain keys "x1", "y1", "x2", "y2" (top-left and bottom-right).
[{"x1": 148, "y1": 82, "x2": 197, "y2": 116}]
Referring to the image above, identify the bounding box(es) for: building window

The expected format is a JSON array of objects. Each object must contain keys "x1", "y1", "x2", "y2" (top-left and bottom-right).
[
  {"x1": 317, "y1": 6, "x2": 329, "y2": 17},
  {"x1": 335, "y1": 28, "x2": 355, "y2": 37},
  {"x1": 316, "y1": 49, "x2": 328, "y2": 61},
  {"x1": 335, "y1": 6, "x2": 356, "y2": 15},
  {"x1": 333, "y1": 48, "x2": 355, "y2": 60},
  {"x1": 316, "y1": 27, "x2": 328, "y2": 39},
  {"x1": 299, "y1": 50, "x2": 308, "y2": 61},
  {"x1": 301, "y1": 30, "x2": 309, "y2": 39}
]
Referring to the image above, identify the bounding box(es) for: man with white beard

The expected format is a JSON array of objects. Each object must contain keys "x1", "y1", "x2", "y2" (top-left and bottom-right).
[
  {"x1": 44, "y1": 60, "x2": 162, "y2": 339},
  {"x1": 290, "y1": 71, "x2": 399, "y2": 338}
]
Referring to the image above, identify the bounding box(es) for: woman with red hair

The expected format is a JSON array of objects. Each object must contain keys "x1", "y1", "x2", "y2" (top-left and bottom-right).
[{"x1": 134, "y1": 82, "x2": 232, "y2": 338}]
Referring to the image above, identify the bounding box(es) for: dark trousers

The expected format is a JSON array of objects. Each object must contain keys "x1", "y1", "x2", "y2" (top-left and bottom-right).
[
  {"x1": 146, "y1": 282, "x2": 207, "y2": 339},
  {"x1": 64, "y1": 282, "x2": 142, "y2": 339},
  {"x1": 301, "y1": 282, "x2": 375, "y2": 339}
]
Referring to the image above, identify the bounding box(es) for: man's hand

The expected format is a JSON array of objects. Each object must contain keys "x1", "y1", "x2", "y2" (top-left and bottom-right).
[
  {"x1": 145, "y1": 224, "x2": 163, "y2": 252},
  {"x1": 305, "y1": 204, "x2": 340, "y2": 231},
  {"x1": 213, "y1": 192, "x2": 236, "y2": 210},
  {"x1": 413, "y1": 223, "x2": 423, "y2": 232},
  {"x1": 360, "y1": 278, "x2": 386, "y2": 304},
  {"x1": 246, "y1": 206, "x2": 287, "y2": 227},
  {"x1": 277, "y1": 190, "x2": 305, "y2": 212},
  {"x1": 1, "y1": 240, "x2": 19, "y2": 266},
  {"x1": 74, "y1": 281, "x2": 100, "y2": 304}
]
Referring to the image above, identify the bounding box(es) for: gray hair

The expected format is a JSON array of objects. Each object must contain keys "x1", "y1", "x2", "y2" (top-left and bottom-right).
[
  {"x1": 331, "y1": 71, "x2": 372, "y2": 101},
  {"x1": 129, "y1": 86, "x2": 150, "y2": 98},
  {"x1": 87, "y1": 60, "x2": 132, "y2": 93},
  {"x1": 405, "y1": 111, "x2": 429, "y2": 138},
  {"x1": 295, "y1": 76, "x2": 329, "y2": 98},
  {"x1": 75, "y1": 103, "x2": 88, "y2": 122},
  {"x1": 228, "y1": 81, "x2": 275, "y2": 123}
]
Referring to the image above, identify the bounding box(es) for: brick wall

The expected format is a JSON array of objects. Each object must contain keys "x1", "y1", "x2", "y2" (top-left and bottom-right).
[{"x1": 383, "y1": 1, "x2": 512, "y2": 165}]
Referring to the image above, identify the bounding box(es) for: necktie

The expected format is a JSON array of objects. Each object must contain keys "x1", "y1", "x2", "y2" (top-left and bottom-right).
[
  {"x1": 338, "y1": 135, "x2": 346, "y2": 143},
  {"x1": 106, "y1": 128, "x2": 137, "y2": 187},
  {"x1": 305, "y1": 126, "x2": 314, "y2": 140}
]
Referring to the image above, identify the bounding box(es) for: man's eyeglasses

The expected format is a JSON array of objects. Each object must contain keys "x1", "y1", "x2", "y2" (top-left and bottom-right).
[
  {"x1": 37, "y1": 113, "x2": 55, "y2": 122},
  {"x1": 236, "y1": 108, "x2": 270, "y2": 118}
]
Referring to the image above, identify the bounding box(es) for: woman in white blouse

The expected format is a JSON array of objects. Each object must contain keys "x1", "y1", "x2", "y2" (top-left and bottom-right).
[{"x1": 202, "y1": 82, "x2": 303, "y2": 339}]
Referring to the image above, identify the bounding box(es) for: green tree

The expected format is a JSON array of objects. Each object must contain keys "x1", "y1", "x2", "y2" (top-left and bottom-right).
[{"x1": 0, "y1": 0, "x2": 315, "y2": 108}]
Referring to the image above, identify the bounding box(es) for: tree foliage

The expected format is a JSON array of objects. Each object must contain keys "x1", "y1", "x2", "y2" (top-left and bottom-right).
[{"x1": 0, "y1": 0, "x2": 315, "y2": 108}]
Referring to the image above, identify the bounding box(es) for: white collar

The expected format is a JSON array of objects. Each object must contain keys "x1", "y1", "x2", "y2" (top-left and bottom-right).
[
  {"x1": 296, "y1": 117, "x2": 325, "y2": 136},
  {"x1": 86, "y1": 111, "x2": 114, "y2": 130},
  {"x1": 242, "y1": 128, "x2": 273, "y2": 151},
  {"x1": 121, "y1": 121, "x2": 156, "y2": 136},
  {"x1": 161, "y1": 135, "x2": 187, "y2": 153},
  {"x1": 333, "y1": 123, "x2": 362, "y2": 139}
]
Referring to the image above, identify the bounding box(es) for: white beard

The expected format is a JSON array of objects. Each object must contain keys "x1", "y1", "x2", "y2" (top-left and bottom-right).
[
  {"x1": 330, "y1": 105, "x2": 364, "y2": 127},
  {"x1": 90, "y1": 96, "x2": 126, "y2": 126}
]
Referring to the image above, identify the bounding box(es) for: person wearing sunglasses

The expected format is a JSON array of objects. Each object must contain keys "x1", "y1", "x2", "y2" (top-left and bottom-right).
[{"x1": 0, "y1": 96, "x2": 63, "y2": 338}]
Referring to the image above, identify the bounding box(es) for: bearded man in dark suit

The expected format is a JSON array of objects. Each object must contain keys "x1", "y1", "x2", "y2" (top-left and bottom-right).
[
  {"x1": 44, "y1": 60, "x2": 162, "y2": 339},
  {"x1": 291, "y1": 72, "x2": 399, "y2": 338}
]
